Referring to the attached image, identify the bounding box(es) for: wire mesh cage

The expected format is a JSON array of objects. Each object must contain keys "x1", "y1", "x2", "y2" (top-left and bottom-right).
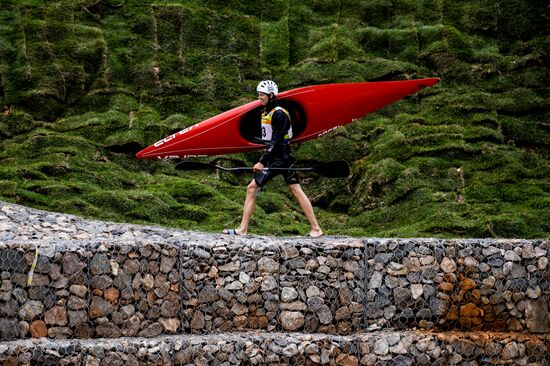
[
  {"x1": 0, "y1": 241, "x2": 90, "y2": 340},
  {"x1": 278, "y1": 239, "x2": 365, "y2": 334},
  {"x1": 0, "y1": 240, "x2": 181, "y2": 341},
  {"x1": 180, "y1": 238, "x2": 280, "y2": 333},
  {"x1": 364, "y1": 239, "x2": 550, "y2": 334}
]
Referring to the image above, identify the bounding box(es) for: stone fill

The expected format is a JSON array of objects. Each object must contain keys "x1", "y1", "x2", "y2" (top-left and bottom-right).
[{"x1": 0, "y1": 331, "x2": 548, "y2": 365}]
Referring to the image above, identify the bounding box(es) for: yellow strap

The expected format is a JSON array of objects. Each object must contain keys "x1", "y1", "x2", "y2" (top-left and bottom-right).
[{"x1": 27, "y1": 247, "x2": 39, "y2": 286}]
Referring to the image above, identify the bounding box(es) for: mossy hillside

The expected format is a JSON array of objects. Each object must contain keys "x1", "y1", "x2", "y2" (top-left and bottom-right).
[{"x1": 0, "y1": 0, "x2": 548, "y2": 238}]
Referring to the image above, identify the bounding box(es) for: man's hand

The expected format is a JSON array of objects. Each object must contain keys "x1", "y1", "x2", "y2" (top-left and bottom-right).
[{"x1": 253, "y1": 162, "x2": 264, "y2": 173}]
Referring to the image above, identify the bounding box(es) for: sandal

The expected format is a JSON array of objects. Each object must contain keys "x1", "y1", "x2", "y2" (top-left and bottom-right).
[{"x1": 223, "y1": 229, "x2": 242, "y2": 235}]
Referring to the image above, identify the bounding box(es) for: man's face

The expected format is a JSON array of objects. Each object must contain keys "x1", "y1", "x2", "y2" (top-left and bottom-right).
[{"x1": 258, "y1": 92, "x2": 269, "y2": 106}]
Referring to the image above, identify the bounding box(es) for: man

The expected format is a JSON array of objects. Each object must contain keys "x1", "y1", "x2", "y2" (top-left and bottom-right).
[{"x1": 224, "y1": 80, "x2": 323, "y2": 237}]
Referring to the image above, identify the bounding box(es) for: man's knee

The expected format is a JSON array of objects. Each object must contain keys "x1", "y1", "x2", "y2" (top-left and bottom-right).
[
  {"x1": 288, "y1": 183, "x2": 302, "y2": 196},
  {"x1": 247, "y1": 180, "x2": 259, "y2": 195}
]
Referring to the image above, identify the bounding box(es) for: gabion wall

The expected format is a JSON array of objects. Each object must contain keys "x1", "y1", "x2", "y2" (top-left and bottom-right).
[
  {"x1": 0, "y1": 236, "x2": 549, "y2": 364},
  {"x1": 0, "y1": 238, "x2": 548, "y2": 340}
]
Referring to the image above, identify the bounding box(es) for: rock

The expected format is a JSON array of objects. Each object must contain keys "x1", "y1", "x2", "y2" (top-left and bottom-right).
[
  {"x1": 103, "y1": 287, "x2": 120, "y2": 302},
  {"x1": 279, "y1": 311, "x2": 304, "y2": 331},
  {"x1": 525, "y1": 296, "x2": 549, "y2": 332},
  {"x1": 487, "y1": 258, "x2": 504, "y2": 267},
  {"x1": 67, "y1": 296, "x2": 87, "y2": 310},
  {"x1": 190, "y1": 311, "x2": 205, "y2": 330},
  {"x1": 281, "y1": 246, "x2": 299, "y2": 260},
  {"x1": 62, "y1": 252, "x2": 85, "y2": 275},
  {"x1": 335, "y1": 306, "x2": 350, "y2": 320},
  {"x1": 261, "y1": 276, "x2": 277, "y2": 291},
  {"x1": 89, "y1": 297, "x2": 114, "y2": 318},
  {"x1": 502, "y1": 341, "x2": 519, "y2": 360},
  {"x1": 160, "y1": 255, "x2": 177, "y2": 273},
  {"x1": 307, "y1": 296, "x2": 325, "y2": 312},
  {"x1": 482, "y1": 246, "x2": 501, "y2": 256},
  {"x1": 430, "y1": 297, "x2": 450, "y2": 317},
  {"x1": 437, "y1": 282, "x2": 454, "y2": 292},
  {"x1": 526, "y1": 287, "x2": 541, "y2": 299},
  {"x1": 317, "y1": 305, "x2": 333, "y2": 324},
  {"x1": 504, "y1": 263, "x2": 527, "y2": 279},
  {"x1": 138, "y1": 322, "x2": 163, "y2": 337},
  {"x1": 504, "y1": 250, "x2": 521, "y2": 262},
  {"x1": 411, "y1": 284, "x2": 423, "y2": 300},
  {"x1": 463, "y1": 256, "x2": 478, "y2": 267},
  {"x1": 387, "y1": 262, "x2": 408, "y2": 276},
  {"x1": 142, "y1": 273, "x2": 155, "y2": 290},
  {"x1": 281, "y1": 287, "x2": 298, "y2": 302},
  {"x1": 160, "y1": 300, "x2": 179, "y2": 318},
  {"x1": 90, "y1": 253, "x2": 111, "y2": 275},
  {"x1": 460, "y1": 278, "x2": 476, "y2": 291},
  {"x1": 160, "y1": 318, "x2": 180, "y2": 333},
  {"x1": 440, "y1": 257, "x2": 456, "y2": 273},
  {"x1": 69, "y1": 284, "x2": 88, "y2": 297},
  {"x1": 336, "y1": 354, "x2": 358, "y2": 366},
  {"x1": 198, "y1": 285, "x2": 219, "y2": 303},
  {"x1": 231, "y1": 303, "x2": 248, "y2": 316},
  {"x1": 239, "y1": 271, "x2": 250, "y2": 284},
  {"x1": 95, "y1": 323, "x2": 121, "y2": 338},
  {"x1": 218, "y1": 261, "x2": 240, "y2": 272},
  {"x1": 29, "y1": 320, "x2": 48, "y2": 338},
  {"x1": 306, "y1": 285, "x2": 321, "y2": 298},
  {"x1": 343, "y1": 261, "x2": 359, "y2": 273},
  {"x1": 393, "y1": 287, "x2": 412, "y2": 304},
  {"x1": 18, "y1": 300, "x2": 44, "y2": 321},
  {"x1": 539, "y1": 257, "x2": 548, "y2": 271},
  {"x1": 193, "y1": 248, "x2": 211, "y2": 259},
  {"x1": 534, "y1": 247, "x2": 547, "y2": 258},
  {"x1": 44, "y1": 306, "x2": 67, "y2": 326},
  {"x1": 123, "y1": 259, "x2": 140, "y2": 275},
  {"x1": 460, "y1": 303, "x2": 482, "y2": 318},
  {"x1": 68, "y1": 310, "x2": 87, "y2": 326},
  {"x1": 339, "y1": 287, "x2": 354, "y2": 305},
  {"x1": 521, "y1": 243, "x2": 536, "y2": 259},
  {"x1": 282, "y1": 343, "x2": 299, "y2": 357},
  {"x1": 257, "y1": 257, "x2": 278, "y2": 274},
  {"x1": 368, "y1": 272, "x2": 383, "y2": 289},
  {"x1": 374, "y1": 339, "x2": 389, "y2": 355}
]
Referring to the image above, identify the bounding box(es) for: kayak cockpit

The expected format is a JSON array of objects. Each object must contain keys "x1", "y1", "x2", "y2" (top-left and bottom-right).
[{"x1": 239, "y1": 100, "x2": 307, "y2": 144}]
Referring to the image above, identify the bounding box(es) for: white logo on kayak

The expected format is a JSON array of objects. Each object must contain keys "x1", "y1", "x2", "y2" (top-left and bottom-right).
[
  {"x1": 156, "y1": 155, "x2": 206, "y2": 160},
  {"x1": 153, "y1": 124, "x2": 200, "y2": 147},
  {"x1": 317, "y1": 125, "x2": 340, "y2": 137}
]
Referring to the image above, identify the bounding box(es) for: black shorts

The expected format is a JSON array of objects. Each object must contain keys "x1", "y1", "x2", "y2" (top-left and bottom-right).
[{"x1": 254, "y1": 157, "x2": 299, "y2": 187}]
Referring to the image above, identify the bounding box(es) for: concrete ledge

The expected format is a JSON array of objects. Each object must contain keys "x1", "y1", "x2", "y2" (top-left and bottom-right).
[{"x1": 0, "y1": 331, "x2": 548, "y2": 365}]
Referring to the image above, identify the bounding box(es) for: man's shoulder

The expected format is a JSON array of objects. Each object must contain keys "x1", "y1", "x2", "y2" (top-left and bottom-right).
[{"x1": 271, "y1": 106, "x2": 289, "y2": 118}]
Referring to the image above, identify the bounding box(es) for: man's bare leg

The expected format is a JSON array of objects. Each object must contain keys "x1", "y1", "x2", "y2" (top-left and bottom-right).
[
  {"x1": 289, "y1": 184, "x2": 323, "y2": 237},
  {"x1": 235, "y1": 179, "x2": 260, "y2": 235}
]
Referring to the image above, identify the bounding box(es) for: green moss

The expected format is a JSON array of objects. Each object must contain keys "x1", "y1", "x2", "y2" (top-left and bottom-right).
[
  {"x1": 261, "y1": 17, "x2": 289, "y2": 72},
  {"x1": 0, "y1": 0, "x2": 548, "y2": 238}
]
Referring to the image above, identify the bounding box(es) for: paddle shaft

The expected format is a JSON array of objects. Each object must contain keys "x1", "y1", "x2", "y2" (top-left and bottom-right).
[{"x1": 175, "y1": 160, "x2": 349, "y2": 178}]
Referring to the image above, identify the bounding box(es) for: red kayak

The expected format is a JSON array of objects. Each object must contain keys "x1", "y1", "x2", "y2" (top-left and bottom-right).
[{"x1": 136, "y1": 78, "x2": 440, "y2": 159}]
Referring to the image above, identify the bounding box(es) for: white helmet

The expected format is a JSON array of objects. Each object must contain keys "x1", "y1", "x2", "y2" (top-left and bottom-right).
[{"x1": 256, "y1": 80, "x2": 278, "y2": 96}]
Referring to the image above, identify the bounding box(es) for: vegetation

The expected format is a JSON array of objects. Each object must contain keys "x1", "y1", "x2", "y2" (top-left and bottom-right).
[{"x1": 0, "y1": 0, "x2": 548, "y2": 238}]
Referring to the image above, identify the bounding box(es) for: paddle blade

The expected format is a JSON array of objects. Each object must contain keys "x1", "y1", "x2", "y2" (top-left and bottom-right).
[
  {"x1": 313, "y1": 160, "x2": 350, "y2": 178},
  {"x1": 175, "y1": 161, "x2": 215, "y2": 171}
]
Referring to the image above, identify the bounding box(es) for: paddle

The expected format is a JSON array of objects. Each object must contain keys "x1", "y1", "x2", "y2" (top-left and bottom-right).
[{"x1": 175, "y1": 160, "x2": 350, "y2": 178}]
